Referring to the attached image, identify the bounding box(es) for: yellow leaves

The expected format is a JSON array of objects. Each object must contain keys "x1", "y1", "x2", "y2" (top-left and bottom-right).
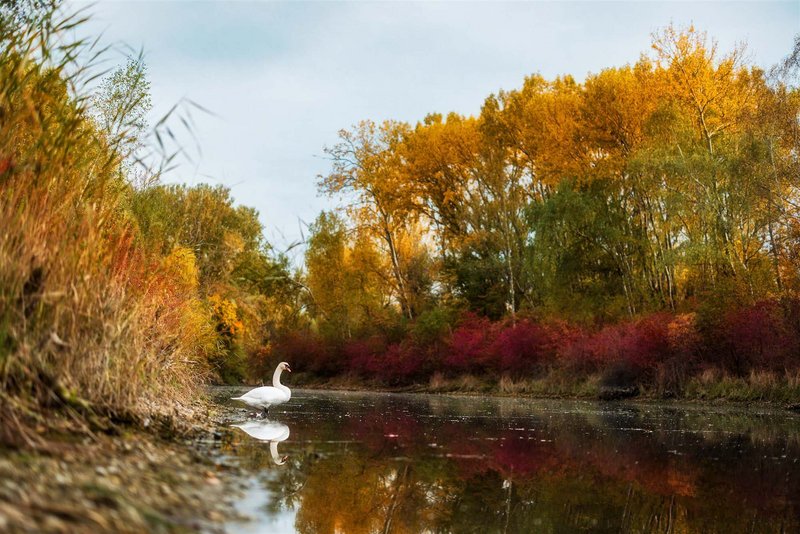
[
  {"x1": 309, "y1": 22, "x2": 794, "y2": 327},
  {"x1": 174, "y1": 296, "x2": 217, "y2": 358},
  {"x1": 208, "y1": 293, "x2": 244, "y2": 337},
  {"x1": 305, "y1": 212, "x2": 396, "y2": 331},
  {"x1": 163, "y1": 246, "x2": 199, "y2": 291},
  {"x1": 650, "y1": 23, "x2": 759, "y2": 153},
  {"x1": 667, "y1": 313, "x2": 698, "y2": 343},
  {"x1": 584, "y1": 64, "x2": 658, "y2": 154},
  {"x1": 222, "y1": 230, "x2": 244, "y2": 256},
  {"x1": 493, "y1": 73, "x2": 585, "y2": 185},
  {"x1": 442, "y1": 189, "x2": 458, "y2": 206}
]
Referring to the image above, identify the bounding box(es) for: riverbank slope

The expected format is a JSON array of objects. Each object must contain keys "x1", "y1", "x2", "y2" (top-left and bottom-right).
[{"x1": 0, "y1": 409, "x2": 239, "y2": 533}]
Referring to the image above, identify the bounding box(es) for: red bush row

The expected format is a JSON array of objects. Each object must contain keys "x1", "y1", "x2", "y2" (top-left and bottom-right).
[{"x1": 269, "y1": 299, "x2": 800, "y2": 385}]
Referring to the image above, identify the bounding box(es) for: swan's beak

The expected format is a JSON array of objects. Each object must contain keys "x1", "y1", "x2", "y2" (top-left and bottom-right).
[{"x1": 286, "y1": 366, "x2": 292, "y2": 373}]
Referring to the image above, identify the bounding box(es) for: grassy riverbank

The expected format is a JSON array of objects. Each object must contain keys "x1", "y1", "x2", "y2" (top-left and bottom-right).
[
  {"x1": 289, "y1": 367, "x2": 800, "y2": 406},
  {"x1": 0, "y1": 3, "x2": 297, "y2": 451}
]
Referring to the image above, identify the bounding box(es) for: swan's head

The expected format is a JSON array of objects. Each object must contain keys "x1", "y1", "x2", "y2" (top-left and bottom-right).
[{"x1": 279, "y1": 361, "x2": 292, "y2": 373}]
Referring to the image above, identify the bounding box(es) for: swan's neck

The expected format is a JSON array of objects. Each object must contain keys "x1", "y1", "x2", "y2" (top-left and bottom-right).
[
  {"x1": 272, "y1": 367, "x2": 290, "y2": 395},
  {"x1": 272, "y1": 367, "x2": 283, "y2": 387}
]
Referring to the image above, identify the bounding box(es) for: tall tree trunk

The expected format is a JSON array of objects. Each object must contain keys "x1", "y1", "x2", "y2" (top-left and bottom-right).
[
  {"x1": 767, "y1": 139, "x2": 783, "y2": 291},
  {"x1": 382, "y1": 221, "x2": 412, "y2": 320}
]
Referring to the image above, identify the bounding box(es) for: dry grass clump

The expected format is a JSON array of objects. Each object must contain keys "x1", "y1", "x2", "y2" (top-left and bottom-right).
[
  {"x1": 429, "y1": 374, "x2": 492, "y2": 393},
  {"x1": 427, "y1": 372, "x2": 447, "y2": 392},
  {"x1": 683, "y1": 367, "x2": 800, "y2": 403},
  {"x1": 498, "y1": 375, "x2": 527, "y2": 394},
  {"x1": 425, "y1": 373, "x2": 490, "y2": 393},
  {"x1": 0, "y1": 5, "x2": 210, "y2": 446}
]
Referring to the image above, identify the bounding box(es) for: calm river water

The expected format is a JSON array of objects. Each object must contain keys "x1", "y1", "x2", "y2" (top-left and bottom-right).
[{"x1": 210, "y1": 388, "x2": 800, "y2": 533}]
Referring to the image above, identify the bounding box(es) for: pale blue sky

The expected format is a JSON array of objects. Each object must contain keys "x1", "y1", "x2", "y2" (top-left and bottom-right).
[{"x1": 74, "y1": 1, "x2": 799, "y2": 258}]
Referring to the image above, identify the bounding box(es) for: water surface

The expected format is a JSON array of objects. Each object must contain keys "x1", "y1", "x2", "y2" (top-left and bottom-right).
[{"x1": 212, "y1": 388, "x2": 800, "y2": 533}]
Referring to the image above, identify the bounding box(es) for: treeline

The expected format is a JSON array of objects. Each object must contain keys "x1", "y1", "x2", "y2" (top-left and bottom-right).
[
  {"x1": 283, "y1": 26, "x2": 800, "y2": 397},
  {"x1": 0, "y1": 4, "x2": 299, "y2": 442}
]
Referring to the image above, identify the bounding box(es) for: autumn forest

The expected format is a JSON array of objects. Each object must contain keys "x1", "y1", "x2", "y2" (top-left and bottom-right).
[{"x1": 288, "y1": 25, "x2": 800, "y2": 399}]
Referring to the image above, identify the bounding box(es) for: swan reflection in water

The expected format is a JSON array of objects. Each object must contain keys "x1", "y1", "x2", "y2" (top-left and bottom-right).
[{"x1": 231, "y1": 420, "x2": 291, "y2": 465}]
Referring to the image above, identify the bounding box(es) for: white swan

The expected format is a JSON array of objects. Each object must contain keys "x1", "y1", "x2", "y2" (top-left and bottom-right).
[
  {"x1": 231, "y1": 361, "x2": 292, "y2": 416},
  {"x1": 231, "y1": 420, "x2": 291, "y2": 465}
]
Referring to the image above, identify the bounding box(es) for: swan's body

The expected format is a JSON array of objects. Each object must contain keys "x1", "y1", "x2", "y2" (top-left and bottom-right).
[
  {"x1": 231, "y1": 362, "x2": 291, "y2": 415},
  {"x1": 232, "y1": 420, "x2": 290, "y2": 465}
]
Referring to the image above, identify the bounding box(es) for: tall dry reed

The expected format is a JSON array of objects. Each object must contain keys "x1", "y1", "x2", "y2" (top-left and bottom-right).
[{"x1": 0, "y1": 4, "x2": 209, "y2": 446}]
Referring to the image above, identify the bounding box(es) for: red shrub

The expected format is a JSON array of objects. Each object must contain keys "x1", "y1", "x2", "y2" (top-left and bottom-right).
[
  {"x1": 560, "y1": 323, "x2": 627, "y2": 372},
  {"x1": 489, "y1": 319, "x2": 555, "y2": 376},
  {"x1": 624, "y1": 313, "x2": 673, "y2": 370},
  {"x1": 280, "y1": 301, "x2": 800, "y2": 385},
  {"x1": 444, "y1": 313, "x2": 498, "y2": 374},
  {"x1": 718, "y1": 300, "x2": 799, "y2": 373},
  {"x1": 382, "y1": 341, "x2": 427, "y2": 384},
  {"x1": 342, "y1": 336, "x2": 429, "y2": 384},
  {"x1": 666, "y1": 313, "x2": 701, "y2": 360},
  {"x1": 559, "y1": 315, "x2": 673, "y2": 375},
  {"x1": 344, "y1": 335, "x2": 388, "y2": 377},
  {"x1": 273, "y1": 331, "x2": 335, "y2": 376}
]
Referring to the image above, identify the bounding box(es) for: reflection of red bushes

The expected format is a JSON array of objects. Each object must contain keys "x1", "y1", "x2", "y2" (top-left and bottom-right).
[
  {"x1": 345, "y1": 411, "x2": 423, "y2": 452},
  {"x1": 489, "y1": 434, "x2": 557, "y2": 476}
]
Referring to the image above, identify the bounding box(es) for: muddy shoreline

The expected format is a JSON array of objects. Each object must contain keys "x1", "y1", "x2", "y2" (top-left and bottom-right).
[{"x1": 0, "y1": 406, "x2": 246, "y2": 534}]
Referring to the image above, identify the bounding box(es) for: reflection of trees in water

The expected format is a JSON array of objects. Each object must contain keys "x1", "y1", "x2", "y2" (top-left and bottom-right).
[
  {"x1": 288, "y1": 457, "x2": 797, "y2": 533},
  {"x1": 264, "y1": 451, "x2": 309, "y2": 515},
  {"x1": 293, "y1": 457, "x2": 428, "y2": 534},
  {"x1": 225, "y1": 398, "x2": 800, "y2": 533}
]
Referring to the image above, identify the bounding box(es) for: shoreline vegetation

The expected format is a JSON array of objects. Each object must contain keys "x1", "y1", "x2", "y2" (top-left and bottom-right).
[
  {"x1": 0, "y1": 2, "x2": 299, "y2": 448},
  {"x1": 1, "y1": 1, "x2": 800, "y2": 531},
  {"x1": 292, "y1": 369, "x2": 800, "y2": 407},
  {"x1": 0, "y1": 6, "x2": 269, "y2": 530}
]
